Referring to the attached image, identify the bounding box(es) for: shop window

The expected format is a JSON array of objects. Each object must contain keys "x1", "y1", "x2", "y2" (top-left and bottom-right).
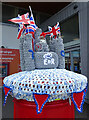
[
  {"x1": 65, "y1": 50, "x2": 81, "y2": 73},
  {"x1": 0, "y1": 63, "x2": 9, "y2": 78},
  {"x1": 60, "y1": 13, "x2": 79, "y2": 43}
]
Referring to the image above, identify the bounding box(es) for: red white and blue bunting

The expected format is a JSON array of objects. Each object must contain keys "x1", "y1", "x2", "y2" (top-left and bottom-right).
[
  {"x1": 3, "y1": 85, "x2": 11, "y2": 106},
  {"x1": 3, "y1": 69, "x2": 88, "y2": 114},
  {"x1": 71, "y1": 87, "x2": 87, "y2": 112},
  {"x1": 33, "y1": 93, "x2": 50, "y2": 114}
]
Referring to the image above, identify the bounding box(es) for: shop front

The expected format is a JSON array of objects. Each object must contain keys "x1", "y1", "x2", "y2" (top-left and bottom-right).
[
  {"x1": 65, "y1": 50, "x2": 81, "y2": 73},
  {"x1": 40, "y1": 2, "x2": 89, "y2": 103},
  {"x1": 0, "y1": 48, "x2": 20, "y2": 86}
]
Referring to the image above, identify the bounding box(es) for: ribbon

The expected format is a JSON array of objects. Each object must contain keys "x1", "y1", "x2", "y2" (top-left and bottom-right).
[
  {"x1": 60, "y1": 50, "x2": 65, "y2": 57},
  {"x1": 28, "y1": 50, "x2": 34, "y2": 59}
]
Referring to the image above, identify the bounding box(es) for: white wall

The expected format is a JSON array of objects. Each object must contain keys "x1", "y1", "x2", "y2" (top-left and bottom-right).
[{"x1": 1, "y1": 23, "x2": 20, "y2": 49}]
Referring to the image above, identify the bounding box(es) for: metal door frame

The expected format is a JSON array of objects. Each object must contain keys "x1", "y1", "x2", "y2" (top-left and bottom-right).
[{"x1": 40, "y1": 2, "x2": 89, "y2": 103}]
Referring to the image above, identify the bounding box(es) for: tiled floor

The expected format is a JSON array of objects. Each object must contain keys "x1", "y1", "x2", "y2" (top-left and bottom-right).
[{"x1": 1, "y1": 88, "x2": 89, "y2": 119}]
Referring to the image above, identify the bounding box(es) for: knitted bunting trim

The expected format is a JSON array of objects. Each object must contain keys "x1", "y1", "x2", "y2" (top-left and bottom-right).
[
  {"x1": 71, "y1": 84, "x2": 88, "y2": 112},
  {"x1": 33, "y1": 93, "x2": 50, "y2": 114},
  {"x1": 3, "y1": 82, "x2": 88, "y2": 114},
  {"x1": 3, "y1": 84, "x2": 11, "y2": 105}
]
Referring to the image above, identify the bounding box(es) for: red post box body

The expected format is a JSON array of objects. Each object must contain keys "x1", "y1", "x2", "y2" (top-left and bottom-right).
[{"x1": 14, "y1": 98, "x2": 75, "y2": 118}]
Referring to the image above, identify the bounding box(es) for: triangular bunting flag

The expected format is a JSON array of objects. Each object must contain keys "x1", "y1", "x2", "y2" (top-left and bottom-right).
[
  {"x1": 71, "y1": 88, "x2": 87, "y2": 112},
  {"x1": 3, "y1": 86, "x2": 11, "y2": 105},
  {"x1": 33, "y1": 93, "x2": 50, "y2": 114}
]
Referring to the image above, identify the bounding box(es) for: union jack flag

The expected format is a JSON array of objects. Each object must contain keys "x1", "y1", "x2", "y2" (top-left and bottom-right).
[
  {"x1": 25, "y1": 16, "x2": 38, "y2": 51},
  {"x1": 25, "y1": 6, "x2": 38, "y2": 36},
  {"x1": 25, "y1": 6, "x2": 38, "y2": 51},
  {"x1": 17, "y1": 24, "x2": 26, "y2": 39},
  {"x1": 48, "y1": 26, "x2": 53, "y2": 37},
  {"x1": 25, "y1": 15, "x2": 38, "y2": 37},
  {"x1": 54, "y1": 22, "x2": 61, "y2": 35},
  {"x1": 48, "y1": 22, "x2": 61, "y2": 38},
  {"x1": 8, "y1": 13, "x2": 30, "y2": 25}
]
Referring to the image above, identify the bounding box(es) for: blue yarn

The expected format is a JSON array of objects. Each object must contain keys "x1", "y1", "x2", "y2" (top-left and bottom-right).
[
  {"x1": 60, "y1": 50, "x2": 65, "y2": 57},
  {"x1": 28, "y1": 50, "x2": 34, "y2": 59}
]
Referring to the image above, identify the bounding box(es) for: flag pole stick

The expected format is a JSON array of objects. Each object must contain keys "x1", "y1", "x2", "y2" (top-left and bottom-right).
[
  {"x1": 29, "y1": 6, "x2": 35, "y2": 52},
  {"x1": 29, "y1": 6, "x2": 32, "y2": 15}
]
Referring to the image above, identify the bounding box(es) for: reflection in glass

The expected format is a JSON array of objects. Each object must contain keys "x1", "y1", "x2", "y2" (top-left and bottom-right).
[
  {"x1": 65, "y1": 50, "x2": 81, "y2": 73},
  {"x1": 60, "y1": 13, "x2": 79, "y2": 43}
]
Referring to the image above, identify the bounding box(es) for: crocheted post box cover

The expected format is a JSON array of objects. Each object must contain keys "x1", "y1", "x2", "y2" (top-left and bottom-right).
[
  {"x1": 4, "y1": 6, "x2": 88, "y2": 114},
  {"x1": 3, "y1": 69, "x2": 87, "y2": 114}
]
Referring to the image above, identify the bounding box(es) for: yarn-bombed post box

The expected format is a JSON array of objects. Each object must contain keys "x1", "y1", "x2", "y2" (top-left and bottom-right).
[{"x1": 3, "y1": 6, "x2": 88, "y2": 118}]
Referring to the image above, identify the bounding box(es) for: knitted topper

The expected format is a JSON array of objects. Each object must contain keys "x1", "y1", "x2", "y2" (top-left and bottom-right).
[
  {"x1": 3, "y1": 6, "x2": 88, "y2": 114},
  {"x1": 3, "y1": 69, "x2": 88, "y2": 113}
]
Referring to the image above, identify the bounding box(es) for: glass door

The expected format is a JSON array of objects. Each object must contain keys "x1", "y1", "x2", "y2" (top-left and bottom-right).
[
  {"x1": 65, "y1": 50, "x2": 81, "y2": 73},
  {"x1": 60, "y1": 13, "x2": 81, "y2": 73},
  {"x1": 65, "y1": 52, "x2": 71, "y2": 71},
  {"x1": 71, "y1": 50, "x2": 81, "y2": 73}
]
